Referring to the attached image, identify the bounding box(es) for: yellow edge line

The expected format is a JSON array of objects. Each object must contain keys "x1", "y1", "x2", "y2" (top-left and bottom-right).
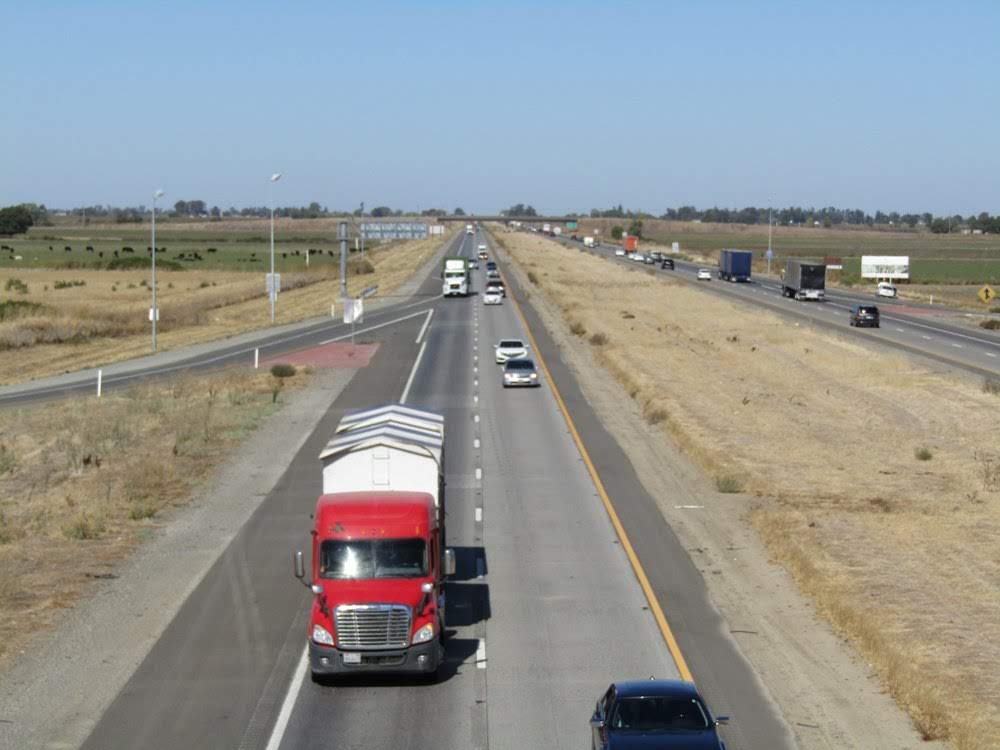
[{"x1": 497, "y1": 246, "x2": 695, "y2": 684}]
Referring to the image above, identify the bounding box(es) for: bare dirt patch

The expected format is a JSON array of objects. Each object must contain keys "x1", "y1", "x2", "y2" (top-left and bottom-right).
[
  {"x1": 0, "y1": 231, "x2": 451, "y2": 385},
  {"x1": 494, "y1": 228, "x2": 1000, "y2": 749},
  {"x1": 0, "y1": 366, "x2": 306, "y2": 669}
]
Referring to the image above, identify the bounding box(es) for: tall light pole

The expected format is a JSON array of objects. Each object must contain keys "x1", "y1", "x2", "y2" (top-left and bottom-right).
[
  {"x1": 360, "y1": 201, "x2": 365, "y2": 258},
  {"x1": 767, "y1": 206, "x2": 773, "y2": 275},
  {"x1": 269, "y1": 173, "x2": 282, "y2": 322},
  {"x1": 151, "y1": 189, "x2": 164, "y2": 352}
]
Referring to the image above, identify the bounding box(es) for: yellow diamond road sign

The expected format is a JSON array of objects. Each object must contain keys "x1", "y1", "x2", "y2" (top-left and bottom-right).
[{"x1": 979, "y1": 284, "x2": 996, "y2": 304}]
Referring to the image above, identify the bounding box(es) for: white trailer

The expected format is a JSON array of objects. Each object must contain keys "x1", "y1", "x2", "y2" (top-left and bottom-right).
[
  {"x1": 336, "y1": 403, "x2": 444, "y2": 440},
  {"x1": 583, "y1": 236, "x2": 595, "y2": 247},
  {"x1": 320, "y1": 411, "x2": 446, "y2": 540}
]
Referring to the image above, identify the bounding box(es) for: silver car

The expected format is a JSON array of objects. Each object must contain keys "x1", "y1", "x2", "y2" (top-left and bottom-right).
[
  {"x1": 495, "y1": 338, "x2": 528, "y2": 363},
  {"x1": 502, "y1": 358, "x2": 540, "y2": 387}
]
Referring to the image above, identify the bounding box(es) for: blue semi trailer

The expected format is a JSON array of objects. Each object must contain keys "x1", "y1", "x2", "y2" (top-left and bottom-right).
[{"x1": 718, "y1": 249, "x2": 753, "y2": 282}]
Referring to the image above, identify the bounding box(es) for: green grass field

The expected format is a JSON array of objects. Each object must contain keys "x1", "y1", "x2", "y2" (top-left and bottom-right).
[{"x1": 0, "y1": 220, "x2": 388, "y2": 272}]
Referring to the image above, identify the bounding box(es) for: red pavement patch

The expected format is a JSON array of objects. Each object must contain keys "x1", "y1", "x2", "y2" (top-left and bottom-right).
[{"x1": 261, "y1": 342, "x2": 379, "y2": 369}]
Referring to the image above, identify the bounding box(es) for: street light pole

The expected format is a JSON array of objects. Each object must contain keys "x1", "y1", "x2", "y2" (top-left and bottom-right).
[
  {"x1": 360, "y1": 201, "x2": 365, "y2": 258},
  {"x1": 767, "y1": 206, "x2": 773, "y2": 275},
  {"x1": 269, "y1": 173, "x2": 282, "y2": 322},
  {"x1": 151, "y1": 189, "x2": 164, "y2": 352}
]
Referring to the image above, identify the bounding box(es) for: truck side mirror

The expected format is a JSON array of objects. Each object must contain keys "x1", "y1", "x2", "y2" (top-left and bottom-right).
[
  {"x1": 294, "y1": 550, "x2": 305, "y2": 580},
  {"x1": 444, "y1": 548, "x2": 456, "y2": 577}
]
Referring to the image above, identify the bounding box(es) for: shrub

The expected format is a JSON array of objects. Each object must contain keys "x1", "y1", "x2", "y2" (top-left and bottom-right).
[
  {"x1": 200, "y1": 280, "x2": 211, "y2": 288},
  {"x1": 5, "y1": 278, "x2": 28, "y2": 294},
  {"x1": 589, "y1": 332, "x2": 609, "y2": 346},
  {"x1": 610, "y1": 225, "x2": 624, "y2": 240},
  {"x1": 106, "y1": 256, "x2": 183, "y2": 271},
  {"x1": 270, "y1": 363, "x2": 296, "y2": 378},
  {"x1": 0, "y1": 444, "x2": 14, "y2": 475},
  {"x1": 645, "y1": 407, "x2": 668, "y2": 425},
  {"x1": 527, "y1": 271, "x2": 539, "y2": 285},
  {"x1": 569, "y1": 321, "x2": 586, "y2": 336},
  {"x1": 53, "y1": 279, "x2": 86, "y2": 289},
  {"x1": 980, "y1": 319, "x2": 1000, "y2": 330},
  {"x1": 63, "y1": 512, "x2": 104, "y2": 540},
  {"x1": 715, "y1": 474, "x2": 744, "y2": 493},
  {"x1": 914, "y1": 446, "x2": 933, "y2": 461},
  {"x1": 983, "y1": 378, "x2": 1000, "y2": 396},
  {"x1": 0, "y1": 299, "x2": 44, "y2": 321}
]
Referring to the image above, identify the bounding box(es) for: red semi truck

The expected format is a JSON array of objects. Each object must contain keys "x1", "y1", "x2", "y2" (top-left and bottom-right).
[
  {"x1": 294, "y1": 403, "x2": 454, "y2": 681},
  {"x1": 622, "y1": 235, "x2": 638, "y2": 252},
  {"x1": 295, "y1": 491, "x2": 454, "y2": 680}
]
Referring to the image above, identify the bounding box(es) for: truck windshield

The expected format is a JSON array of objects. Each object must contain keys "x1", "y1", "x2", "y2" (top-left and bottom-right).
[
  {"x1": 445, "y1": 271, "x2": 466, "y2": 278},
  {"x1": 319, "y1": 539, "x2": 427, "y2": 579}
]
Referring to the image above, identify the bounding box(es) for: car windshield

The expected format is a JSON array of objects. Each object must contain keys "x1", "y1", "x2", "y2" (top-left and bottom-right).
[
  {"x1": 499, "y1": 340, "x2": 523, "y2": 348},
  {"x1": 505, "y1": 359, "x2": 534, "y2": 370},
  {"x1": 611, "y1": 697, "x2": 711, "y2": 732},
  {"x1": 319, "y1": 539, "x2": 427, "y2": 579}
]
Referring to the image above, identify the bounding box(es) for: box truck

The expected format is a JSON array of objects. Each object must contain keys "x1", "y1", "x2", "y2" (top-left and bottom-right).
[
  {"x1": 441, "y1": 256, "x2": 470, "y2": 296},
  {"x1": 295, "y1": 404, "x2": 455, "y2": 681},
  {"x1": 583, "y1": 236, "x2": 596, "y2": 248},
  {"x1": 718, "y1": 249, "x2": 753, "y2": 282},
  {"x1": 623, "y1": 236, "x2": 638, "y2": 252},
  {"x1": 781, "y1": 260, "x2": 826, "y2": 300}
]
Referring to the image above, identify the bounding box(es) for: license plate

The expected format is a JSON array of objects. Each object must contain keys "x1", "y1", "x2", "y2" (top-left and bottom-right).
[{"x1": 343, "y1": 652, "x2": 361, "y2": 665}]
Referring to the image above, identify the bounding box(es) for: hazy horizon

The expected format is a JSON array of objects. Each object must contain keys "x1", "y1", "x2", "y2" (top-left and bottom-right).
[{"x1": 3, "y1": 1, "x2": 997, "y2": 217}]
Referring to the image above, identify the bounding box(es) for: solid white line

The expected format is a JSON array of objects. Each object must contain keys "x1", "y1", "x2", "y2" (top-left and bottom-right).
[
  {"x1": 475, "y1": 507, "x2": 483, "y2": 522},
  {"x1": 476, "y1": 639, "x2": 487, "y2": 669},
  {"x1": 263, "y1": 645, "x2": 308, "y2": 750},
  {"x1": 400, "y1": 341, "x2": 428, "y2": 404},
  {"x1": 318, "y1": 309, "x2": 428, "y2": 345},
  {"x1": 415, "y1": 308, "x2": 434, "y2": 344}
]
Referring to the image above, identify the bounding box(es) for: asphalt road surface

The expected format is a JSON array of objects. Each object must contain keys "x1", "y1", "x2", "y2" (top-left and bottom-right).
[
  {"x1": 76, "y1": 228, "x2": 792, "y2": 749},
  {"x1": 555, "y1": 235, "x2": 1000, "y2": 378}
]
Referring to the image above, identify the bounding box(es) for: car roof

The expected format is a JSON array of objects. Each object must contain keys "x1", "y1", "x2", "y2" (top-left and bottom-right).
[{"x1": 612, "y1": 680, "x2": 702, "y2": 699}]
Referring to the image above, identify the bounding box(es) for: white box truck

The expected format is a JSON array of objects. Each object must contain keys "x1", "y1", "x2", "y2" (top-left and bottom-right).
[{"x1": 583, "y1": 236, "x2": 595, "y2": 247}]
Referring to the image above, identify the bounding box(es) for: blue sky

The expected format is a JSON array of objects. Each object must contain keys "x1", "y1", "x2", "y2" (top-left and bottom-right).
[{"x1": 2, "y1": 1, "x2": 997, "y2": 215}]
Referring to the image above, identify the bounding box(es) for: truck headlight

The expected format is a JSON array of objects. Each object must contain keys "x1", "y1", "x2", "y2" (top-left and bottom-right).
[
  {"x1": 312, "y1": 624, "x2": 335, "y2": 646},
  {"x1": 412, "y1": 622, "x2": 435, "y2": 644}
]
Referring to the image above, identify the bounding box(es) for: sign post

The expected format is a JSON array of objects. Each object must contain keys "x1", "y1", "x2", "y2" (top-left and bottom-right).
[
  {"x1": 766, "y1": 248, "x2": 774, "y2": 274},
  {"x1": 979, "y1": 285, "x2": 997, "y2": 305}
]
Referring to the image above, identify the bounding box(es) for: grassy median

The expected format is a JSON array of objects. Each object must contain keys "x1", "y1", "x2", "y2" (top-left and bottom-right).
[
  {"x1": 494, "y1": 227, "x2": 1000, "y2": 749},
  {"x1": 0, "y1": 366, "x2": 305, "y2": 668}
]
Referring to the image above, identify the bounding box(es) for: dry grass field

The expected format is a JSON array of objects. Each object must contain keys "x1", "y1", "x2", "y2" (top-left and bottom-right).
[
  {"x1": 0, "y1": 366, "x2": 304, "y2": 668},
  {"x1": 495, "y1": 228, "x2": 1000, "y2": 749},
  {"x1": 0, "y1": 231, "x2": 450, "y2": 385}
]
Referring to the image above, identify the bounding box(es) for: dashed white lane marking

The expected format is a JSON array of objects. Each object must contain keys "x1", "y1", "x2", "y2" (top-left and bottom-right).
[
  {"x1": 476, "y1": 639, "x2": 487, "y2": 669},
  {"x1": 474, "y1": 379, "x2": 479, "y2": 388},
  {"x1": 474, "y1": 414, "x2": 480, "y2": 423},
  {"x1": 952, "y1": 343, "x2": 963, "y2": 348},
  {"x1": 474, "y1": 438, "x2": 480, "y2": 449},
  {"x1": 475, "y1": 507, "x2": 483, "y2": 522},
  {"x1": 986, "y1": 352, "x2": 997, "y2": 358},
  {"x1": 473, "y1": 366, "x2": 478, "y2": 373},
  {"x1": 922, "y1": 335, "x2": 933, "y2": 340},
  {"x1": 263, "y1": 646, "x2": 308, "y2": 750},
  {"x1": 895, "y1": 328, "x2": 905, "y2": 333}
]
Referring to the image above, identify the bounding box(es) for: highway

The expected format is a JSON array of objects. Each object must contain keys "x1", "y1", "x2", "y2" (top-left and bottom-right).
[
  {"x1": 75, "y1": 228, "x2": 797, "y2": 748},
  {"x1": 554, "y1": 235, "x2": 1000, "y2": 377}
]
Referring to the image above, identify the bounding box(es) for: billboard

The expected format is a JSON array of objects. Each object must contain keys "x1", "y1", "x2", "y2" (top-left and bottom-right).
[{"x1": 861, "y1": 255, "x2": 909, "y2": 279}]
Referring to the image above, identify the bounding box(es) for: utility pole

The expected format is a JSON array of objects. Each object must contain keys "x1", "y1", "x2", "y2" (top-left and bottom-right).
[
  {"x1": 360, "y1": 201, "x2": 365, "y2": 258},
  {"x1": 339, "y1": 221, "x2": 348, "y2": 299},
  {"x1": 767, "y1": 206, "x2": 773, "y2": 275},
  {"x1": 151, "y1": 190, "x2": 164, "y2": 352},
  {"x1": 269, "y1": 173, "x2": 282, "y2": 323}
]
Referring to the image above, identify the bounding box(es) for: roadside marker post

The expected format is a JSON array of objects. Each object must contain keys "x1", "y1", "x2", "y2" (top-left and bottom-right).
[
  {"x1": 254, "y1": 348, "x2": 259, "y2": 369},
  {"x1": 97, "y1": 369, "x2": 102, "y2": 398}
]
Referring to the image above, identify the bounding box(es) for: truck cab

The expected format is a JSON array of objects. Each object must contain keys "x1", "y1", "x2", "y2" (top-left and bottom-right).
[
  {"x1": 297, "y1": 491, "x2": 455, "y2": 681},
  {"x1": 441, "y1": 256, "x2": 470, "y2": 296}
]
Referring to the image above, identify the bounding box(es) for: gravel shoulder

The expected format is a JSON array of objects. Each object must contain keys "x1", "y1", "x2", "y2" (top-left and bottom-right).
[{"x1": 494, "y1": 233, "x2": 945, "y2": 750}]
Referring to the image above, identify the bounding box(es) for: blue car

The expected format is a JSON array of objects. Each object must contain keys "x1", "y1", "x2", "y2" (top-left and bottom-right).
[{"x1": 590, "y1": 680, "x2": 728, "y2": 749}]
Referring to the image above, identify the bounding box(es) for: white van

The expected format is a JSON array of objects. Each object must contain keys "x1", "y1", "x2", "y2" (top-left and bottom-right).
[{"x1": 876, "y1": 281, "x2": 898, "y2": 298}]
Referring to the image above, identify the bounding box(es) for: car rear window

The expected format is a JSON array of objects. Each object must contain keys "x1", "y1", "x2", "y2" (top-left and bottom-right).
[{"x1": 857, "y1": 306, "x2": 878, "y2": 314}]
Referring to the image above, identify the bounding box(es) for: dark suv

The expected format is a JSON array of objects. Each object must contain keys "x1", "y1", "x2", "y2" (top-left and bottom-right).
[
  {"x1": 660, "y1": 257, "x2": 675, "y2": 270},
  {"x1": 850, "y1": 304, "x2": 880, "y2": 328}
]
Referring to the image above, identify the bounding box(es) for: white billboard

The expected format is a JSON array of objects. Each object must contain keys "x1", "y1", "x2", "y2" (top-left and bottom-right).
[{"x1": 861, "y1": 255, "x2": 909, "y2": 280}]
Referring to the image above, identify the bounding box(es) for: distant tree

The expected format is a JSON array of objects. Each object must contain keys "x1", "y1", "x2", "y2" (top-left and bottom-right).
[
  {"x1": 627, "y1": 219, "x2": 643, "y2": 238},
  {"x1": 929, "y1": 218, "x2": 951, "y2": 234},
  {"x1": 501, "y1": 203, "x2": 538, "y2": 217},
  {"x1": 0, "y1": 205, "x2": 34, "y2": 236},
  {"x1": 422, "y1": 208, "x2": 446, "y2": 217},
  {"x1": 370, "y1": 206, "x2": 392, "y2": 217},
  {"x1": 173, "y1": 200, "x2": 188, "y2": 216},
  {"x1": 610, "y1": 225, "x2": 624, "y2": 240},
  {"x1": 453, "y1": 207, "x2": 466, "y2": 216},
  {"x1": 210, "y1": 206, "x2": 221, "y2": 219}
]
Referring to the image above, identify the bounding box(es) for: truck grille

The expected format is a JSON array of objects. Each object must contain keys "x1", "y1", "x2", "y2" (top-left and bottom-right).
[{"x1": 335, "y1": 604, "x2": 411, "y2": 649}]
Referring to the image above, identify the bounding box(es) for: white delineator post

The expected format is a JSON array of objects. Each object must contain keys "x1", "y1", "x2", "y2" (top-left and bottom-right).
[{"x1": 97, "y1": 369, "x2": 102, "y2": 397}]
